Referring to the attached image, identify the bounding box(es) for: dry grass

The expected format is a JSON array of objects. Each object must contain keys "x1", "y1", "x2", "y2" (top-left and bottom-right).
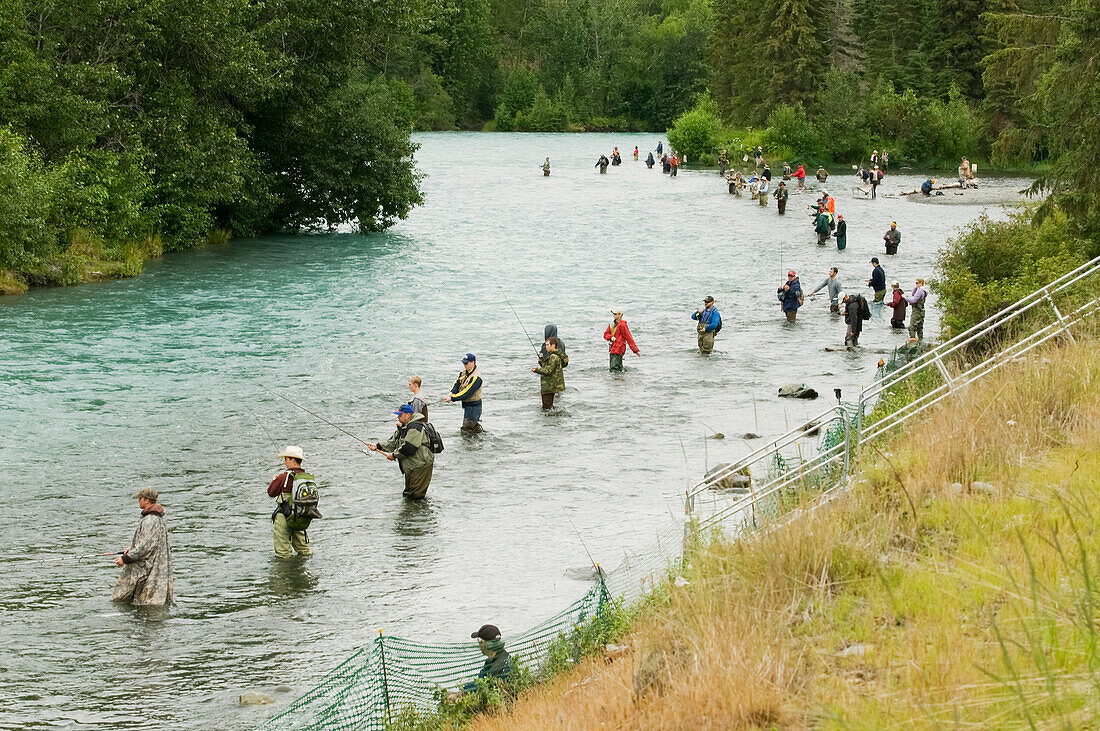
[{"x1": 471, "y1": 334, "x2": 1100, "y2": 730}]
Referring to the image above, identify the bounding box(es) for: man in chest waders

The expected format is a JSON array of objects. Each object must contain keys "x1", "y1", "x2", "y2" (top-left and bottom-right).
[
  {"x1": 542, "y1": 157, "x2": 551, "y2": 176},
  {"x1": 268, "y1": 446, "x2": 320, "y2": 558},
  {"x1": 692, "y1": 296, "x2": 722, "y2": 355},
  {"x1": 444, "y1": 353, "x2": 484, "y2": 433},
  {"x1": 367, "y1": 404, "x2": 436, "y2": 499}
]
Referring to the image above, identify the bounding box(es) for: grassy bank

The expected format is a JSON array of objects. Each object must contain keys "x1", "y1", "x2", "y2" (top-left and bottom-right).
[
  {"x1": 462, "y1": 330, "x2": 1100, "y2": 728},
  {"x1": 0, "y1": 229, "x2": 229, "y2": 296}
]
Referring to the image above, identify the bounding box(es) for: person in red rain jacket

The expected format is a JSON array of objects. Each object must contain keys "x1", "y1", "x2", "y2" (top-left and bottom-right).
[
  {"x1": 603, "y1": 309, "x2": 640, "y2": 372},
  {"x1": 793, "y1": 162, "x2": 806, "y2": 189}
]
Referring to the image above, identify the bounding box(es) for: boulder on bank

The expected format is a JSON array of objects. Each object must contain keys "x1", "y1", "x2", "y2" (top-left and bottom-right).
[{"x1": 778, "y1": 383, "x2": 819, "y2": 399}]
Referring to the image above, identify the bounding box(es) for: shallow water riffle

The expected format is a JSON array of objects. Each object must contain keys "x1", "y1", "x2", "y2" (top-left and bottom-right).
[{"x1": 0, "y1": 132, "x2": 1022, "y2": 729}]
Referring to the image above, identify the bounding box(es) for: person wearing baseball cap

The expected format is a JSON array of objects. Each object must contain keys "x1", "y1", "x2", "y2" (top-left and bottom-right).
[
  {"x1": 691, "y1": 296, "x2": 722, "y2": 354},
  {"x1": 366, "y1": 404, "x2": 436, "y2": 499},
  {"x1": 835, "y1": 213, "x2": 847, "y2": 250},
  {"x1": 604, "y1": 308, "x2": 640, "y2": 372},
  {"x1": 460, "y1": 624, "x2": 512, "y2": 693},
  {"x1": 443, "y1": 353, "x2": 484, "y2": 434},
  {"x1": 777, "y1": 270, "x2": 803, "y2": 322},
  {"x1": 111, "y1": 486, "x2": 173, "y2": 606},
  {"x1": 267, "y1": 445, "x2": 315, "y2": 557}
]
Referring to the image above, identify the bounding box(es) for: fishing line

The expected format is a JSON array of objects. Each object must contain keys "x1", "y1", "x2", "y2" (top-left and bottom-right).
[
  {"x1": 8, "y1": 552, "x2": 121, "y2": 563},
  {"x1": 561, "y1": 507, "x2": 599, "y2": 574},
  {"x1": 266, "y1": 390, "x2": 371, "y2": 447},
  {"x1": 496, "y1": 285, "x2": 542, "y2": 359}
]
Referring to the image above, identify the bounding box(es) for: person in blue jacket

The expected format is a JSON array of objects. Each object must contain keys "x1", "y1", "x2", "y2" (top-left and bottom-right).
[
  {"x1": 691, "y1": 295, "x2": 722, "y2": 354},
  {"x1": 921, "y1": 178, "x2": 935, "y2": 196},
  {"x1": 777, "y1": 271, "x2": 803, "y2": 322}
]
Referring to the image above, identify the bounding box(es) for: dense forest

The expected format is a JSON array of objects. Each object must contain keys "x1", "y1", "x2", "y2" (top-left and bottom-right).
[{"x1": 0, "y1": 0, "x2": 1096, "y2": 294}]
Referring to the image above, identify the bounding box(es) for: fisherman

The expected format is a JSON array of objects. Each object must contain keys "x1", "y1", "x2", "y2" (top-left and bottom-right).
[
  {"x1": 816, "y1": 166, "x2": 828, "y2": 183},
  {"x1": 367, "y1": 404, "x2": 436, "y2": 499},
  {"x1": 541, "y1": 157, "x2": 551, "y2": 177},
  {"x1": 111, "y1": 487, "x2": 173, "y2": 606},
  {"x1": 821, "y1": 189, "x2": 835, "y2": 216},
  {"x1": 774, "y1": 181, "x2": 789, "y2": 214},
  {"x1": 794, "y1": 162, "x2": 806, "y2": 189},
  {"x1": 782, "y1": 162, "x2": 792, "y2": 180},
  {"x1": 814, "y1": 206, "x2": 831, "y2": 244},
  {"x1": 958, "y1": 157, "x2": 972, "y2": 181},
  {"x1": 757, "y1": 175, "x2": 769, "y2": 206},
  {"x1": 807, "y1": 267, "x2": 843, "y2": 313},
  {"x1": 728, "y1": 169, "x2": 743, "y2": 196},
  {"x1": 883, "y1": 222, "x2": 901, "y2": 255},
  {"x1": 871, "y1": 149, "x2": 879, "y2": 167},
  {"x1": 718, "y1": 149, "x2": 729, "y2": 175},
  {"x1": 762, "y1": 163, "x2": 772, "y2": 182},
  {"x1": 777, "y1": 271, "x2": 803, "y2": 322},
  {"x1": 267, "y1": 446, "x2": 316, "y2": 558},
  {"x1": 531, "y1": 336, "x2": 566, "y2": 410},
  {"x1": 691, "y1": 296, "x2": 722, "y2": 354},
  {"x1": 538, "y1": 324, "x2": 566, "y2": 365},
  {"x1": 835, "y1": 214, "x2": 847, "y2": 250},
  {"x1": 670, "y1": 152, "x2": 679, "y2": 177},
  {"x1": 858, "y1": 167, "x2": 869, "y2": 184},
  {"x1": 656, "y1": 140, "x2": 663, "y2": 156},
  {"x1": 407, "y1": 376, "x2": 429, "y2": 420},
  {"x1": 881, "y1": 150, "x2": 889, "y2": 170},
  {"x1": 841, "y1": 291, "x2": 867, "y2": 347},
  {"x1": 753, "y1": 146, "x2": 763, "y2": 169},
  {"x1": 888, "y1": 281, "x2": 908, "y2": 329},
  {"x1": 904, "y1": 278, "x2": 928, "y2": 340},
  {"x1": 604, "y1": 309, "x2": 640, "y2": 371},
  {"x1": 867, "y1": 257, "x2": 886, "y2": 301},
  {"x1": 595, "y1": 154, "x2": 610, "y2": 174},
  {"x1": 633, "y1": 146, "x2": 639, "y2": 160},
  {"x1": 921, "y1": 178, "x2": 934, "y2": 196},
  {"x1": 749, "y1": 174, "x2": 759, "y2": 200},
  {"x1": 461, "y1": 624, "x2": 512, "y2": 693},
  {"x1": 870, "y1": 165, "x2": 881, "y2": 199},
  {"x1": 646, "y1": 151, "x2": 655, "y2": 169},
  {"x1": 611, "y1": 147, "x2": 622, "y2": 166},
  {"x1": 662, "y1": 154, "x2": 671, "y2": 174},
  {"x1": 444, "y1": 353, "x2": 484, "y2": 433}
]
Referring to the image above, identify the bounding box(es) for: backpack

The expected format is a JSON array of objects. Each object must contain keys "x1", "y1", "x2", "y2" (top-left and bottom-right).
[
  {"x1": 408, "y1": 421, "x2": 445, "y2": 454},
  {"x1": 859, "y1": 296, "x2": 871, "y2": 321},
  {"x1": 284, "y1": 471, "x2": 321, "y2": 532}
]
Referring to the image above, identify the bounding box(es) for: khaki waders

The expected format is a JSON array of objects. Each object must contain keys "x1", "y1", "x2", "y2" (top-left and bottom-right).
[{"x1": 273, "y1": 513, "x2": 311, "y2": 558}]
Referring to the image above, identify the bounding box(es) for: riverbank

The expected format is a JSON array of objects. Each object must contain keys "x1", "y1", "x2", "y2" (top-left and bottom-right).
[{"x1": 464, "y1": 330, "x2": 1100, "y2": 728}]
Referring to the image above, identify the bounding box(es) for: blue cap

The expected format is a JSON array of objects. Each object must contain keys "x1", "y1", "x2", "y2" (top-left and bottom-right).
[
  {"x1": 394, "y1": 404, "x2": 414, "y2": 415},
  {"x1": 461, "y1": 353, "x2": 476, "y2": 364}
]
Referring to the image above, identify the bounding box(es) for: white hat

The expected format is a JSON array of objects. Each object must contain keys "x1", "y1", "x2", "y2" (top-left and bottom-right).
[
  {"x1": 838, "y1": 291, "x2": 849, "y2": 301},
  {"x1": 278, "y1": 445, "x2": 304, "y2": 461}
]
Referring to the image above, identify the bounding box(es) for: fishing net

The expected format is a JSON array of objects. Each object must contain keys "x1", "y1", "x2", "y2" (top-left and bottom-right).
[{"x1": 260, "y1": 519, "x2": 688, "y2": 730}]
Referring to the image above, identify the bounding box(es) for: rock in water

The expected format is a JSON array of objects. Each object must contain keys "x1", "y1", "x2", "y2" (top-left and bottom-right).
[
  {"x1": 707, "y1": 432, "x2": 725, "y2": 440},
  {"x1": 778, "y1": 383, "x2": 819, "y2": 399},
  {"x1": 704, "y1": 463, "x2": 751, "y2": 491},
  {"x1": 741, "y1": 432, "x2": 762, "y2": 439},
  {"x1": 239, "y1": 692, "x2": 275, "y2": 706}
]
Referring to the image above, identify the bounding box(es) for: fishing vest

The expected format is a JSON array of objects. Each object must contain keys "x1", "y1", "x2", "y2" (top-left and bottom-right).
[{"x1": 457, "y1": 367, "x2": 483, "y2": 403}]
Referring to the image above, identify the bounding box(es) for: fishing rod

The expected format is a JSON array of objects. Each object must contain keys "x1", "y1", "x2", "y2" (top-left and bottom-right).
[
  {"x1": 10, "y1": 552, "x2": 121, "y2": 563},
  {"x1": 496, "y1": 285, "x2": 542, "y2": 360},
  {"x1": 561, "y1": 507, "x2": 600, "y2": 576},
  {"x1": 267, "y1": 390, "x2": 371, "y2": 447}
]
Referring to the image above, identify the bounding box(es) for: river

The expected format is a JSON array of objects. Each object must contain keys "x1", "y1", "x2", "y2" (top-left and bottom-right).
[{"x1": 0, "y1": 132, "x2": 1024, "y2": 729}]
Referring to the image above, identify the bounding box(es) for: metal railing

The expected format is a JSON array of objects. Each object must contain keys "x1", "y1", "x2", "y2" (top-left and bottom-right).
[{"x1": 686, "y1": 254, "x2": 1100, "y2": 530}]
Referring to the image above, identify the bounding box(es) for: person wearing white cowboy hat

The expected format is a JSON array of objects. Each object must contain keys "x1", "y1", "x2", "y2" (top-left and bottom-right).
[{"x1": 267, "y1": 445, "x2": 313, "y2": 558}]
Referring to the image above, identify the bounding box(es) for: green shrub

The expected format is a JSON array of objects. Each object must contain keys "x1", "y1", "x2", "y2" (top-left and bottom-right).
[
  {"x1": 762, "y1": 103, "x2": 820, "y2": 158},
  {"x1": 667, "y1": 92, "x2": 722, "y2": 160}
]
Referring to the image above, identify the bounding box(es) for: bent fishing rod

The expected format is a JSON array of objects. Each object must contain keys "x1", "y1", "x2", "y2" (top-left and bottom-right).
[
  {"x1": 497, "y1": 285, "x2": 542, "y2": 360},
  {"x1": 268, "y1": 390, "x2": 371, "y2": 447}
]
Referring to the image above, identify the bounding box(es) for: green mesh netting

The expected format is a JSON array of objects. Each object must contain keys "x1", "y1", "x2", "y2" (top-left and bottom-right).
[{"x1": 260, "y1": 520, "x2": 688, "y2": 730}]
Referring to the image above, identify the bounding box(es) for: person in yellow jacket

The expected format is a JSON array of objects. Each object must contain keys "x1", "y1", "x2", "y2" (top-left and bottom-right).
[{"x1": 443, "y1": 353, "x2": 484, "y2": 433}]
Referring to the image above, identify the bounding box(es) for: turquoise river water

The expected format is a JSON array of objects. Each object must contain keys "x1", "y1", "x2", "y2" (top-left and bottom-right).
[{"x1": 0, "y1": 133, "x2": 1023, "y2": 729}]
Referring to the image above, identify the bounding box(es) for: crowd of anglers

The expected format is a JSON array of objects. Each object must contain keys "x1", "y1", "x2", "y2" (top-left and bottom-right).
[{"x1": 102, "y1": 139, "x2": 936, "y2": 692}]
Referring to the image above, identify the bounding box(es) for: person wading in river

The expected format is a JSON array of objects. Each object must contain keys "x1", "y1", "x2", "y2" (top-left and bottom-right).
[
  {"x1": 692, "y1": 296, "x2": 722, "y2": 355},
  {"x1": 888, "y1": 281, "x2": 908, "y2": 329},
  {"x1": 867, "y1": 257, "x2": 886, "y2": 301},
  {"x1": 532, "y1": 336, "x2": 566, "y2": 410},
  {"x1": 807, "y1": 267, "x2": 843, "y2": 313},
  {"x1": 835, "y1": 213, "x2": 847, "y2": 250},
  {"x1": 777, "y1": 271, "x2": 803, "y2": 322},
  {"x1": 541, "y1": 157, "x2": 551, "y2": 177},
  {"x1": 112, "y1": 487, "x2": 173, "y2": 606},
  {"x1": 444, "y1": 353, "x2": 484, "y2": 433},
  {"x1": 267, "y1": 446, "x2": 316, "y2": 558},
  {"x1": 904, "y1": 278, "x2": 928, "y2": 340},
  {"x1": 883, "y1": 221, "x2": 901, "y2": 255},
  {"x1": 842, "y1": 291, "x2": 869, "y2": 347},
  {"x1": 773, "y1": 181, "x2": 788, "y2": 214},
  {"x1": 407, "y1": 376, "x2": 428, "y2": 420},
  {"x1": 604, "y1": 309, "x2": 640, "y2": 371},
  {"x1": 367, "y1": 404, "x2": 436, "y2": 499}
]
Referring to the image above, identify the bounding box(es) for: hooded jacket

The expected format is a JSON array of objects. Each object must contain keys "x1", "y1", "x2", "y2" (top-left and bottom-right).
[
  {"x1": 844, "y1": 295, "x2": 866, "y2": 333},
  {"x1": 604, "y1": 318, "x2": 639, "y2": 355},
  {"x1": 539, "y1": 324, "x2": 568, "y2": 366},
  {"x1": 533, "y1": 350, "x2": 566, "y2": 394},
  {"x1": 890, "y1": 288, "x2": 908, "y2": 320},
  {"x1": 112, "y1": 505, "x2": 173, "y2": 606},
  {"x1": 376, "y1": 413, "x2": 435, "y2": 474}
]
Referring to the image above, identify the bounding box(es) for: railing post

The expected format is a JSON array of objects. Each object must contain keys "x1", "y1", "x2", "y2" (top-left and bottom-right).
[
  {"x1": 932, "y1": 354, "x2": 955, "y2": 392},
  {"x1": 1045, "y1": 292, "x2": 1077, "y2": 345},
  {"x1": 377, "y1": 629, "x2": 392, "y2": 725},
  {"x1": 841, "y1": 404, "x2": 850, "y2": 482}
]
